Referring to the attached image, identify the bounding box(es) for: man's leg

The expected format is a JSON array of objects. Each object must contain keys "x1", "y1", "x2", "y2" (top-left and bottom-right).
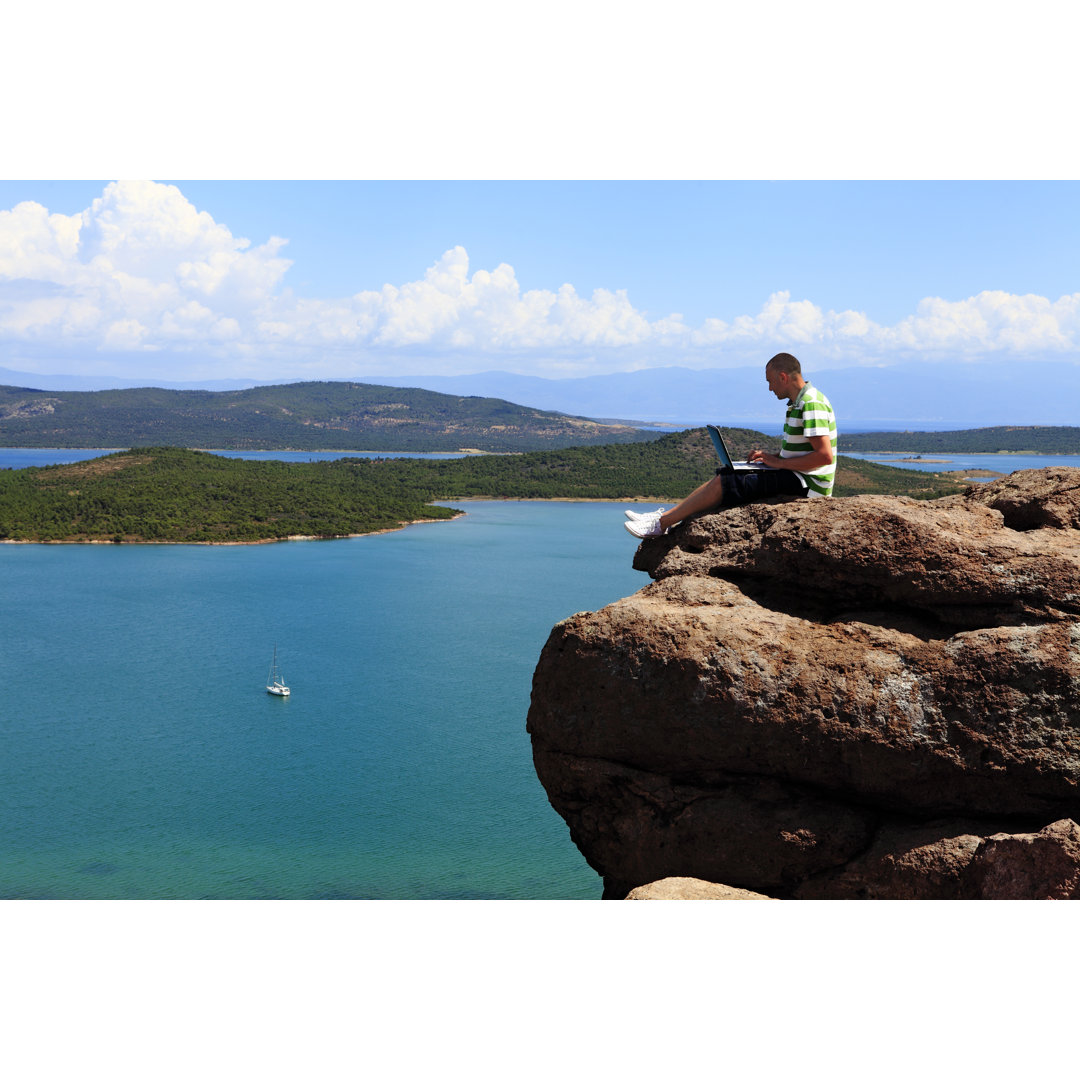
[{"x1": 658, "y1": 474, "x2": 726, "y2": 531}]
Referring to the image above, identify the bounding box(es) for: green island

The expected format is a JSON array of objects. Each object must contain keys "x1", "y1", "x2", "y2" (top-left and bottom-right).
[{"x1": 0, "y1": 429, "x2": 973, "y2": 544}]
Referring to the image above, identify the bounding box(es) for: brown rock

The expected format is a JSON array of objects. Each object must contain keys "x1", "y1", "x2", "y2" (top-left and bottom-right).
[
  {"x1": 531, "y1": 571, "x2": 1080, "y2": 819},
  {"x1": 795, "y1": 819, "x2": 997, "y2": 899},
  {"x1": 632, "y1": 490, "x2": 1080, "y2": 626},
  {"x1": 962, "y1": 466, "x2": 1080, "y2": 530},
  {"x1": 535, "y1": 747, "x2": 875, "y2": 898},
  {"x1": 794, "y1": 817, "x2": 1080, "y2": 899},
  {"x1": 626, "y1": 877, "x2": 776, "y2": 900},
  {"x1": 964, "y1": 819, "x2": 1080, "y2": 899},
  {"x1": 527, "y1": 469, "x2": 1080, "y2": 899}
]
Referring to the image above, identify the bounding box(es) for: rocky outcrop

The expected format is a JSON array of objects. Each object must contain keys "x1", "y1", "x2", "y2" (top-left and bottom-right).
[
  {"x1": 0, "y1": 397, "x2": 59, "y2": 420},
  {"x1": 963, "y1": 465, "x2": 1080, "y2": 530},
  {"x1": 626, "y1": 878, "x2": 776, "y2": 900},
  {"x1": 527, "y1": 468, "x2": 1080, "y2": 899}
]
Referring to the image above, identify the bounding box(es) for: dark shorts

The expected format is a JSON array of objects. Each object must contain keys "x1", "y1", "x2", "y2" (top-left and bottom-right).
[{"x1": 715, "y1": 467, "x2": 808, "y2": 508}]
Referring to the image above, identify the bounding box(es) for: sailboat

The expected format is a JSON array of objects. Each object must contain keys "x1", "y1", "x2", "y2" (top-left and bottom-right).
[{"x1": 266, "y1": 646, "x2": 291, "y2": 696}]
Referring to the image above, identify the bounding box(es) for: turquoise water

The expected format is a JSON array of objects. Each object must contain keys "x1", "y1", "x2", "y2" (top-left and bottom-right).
[{"x1": 0, "y1": 501, "x2": 644, "y2": 899}]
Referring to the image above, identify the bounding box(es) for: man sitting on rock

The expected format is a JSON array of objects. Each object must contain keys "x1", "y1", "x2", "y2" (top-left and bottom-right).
[{"x1": 624, "y1": 352, "x2": 838, "y2": 539}]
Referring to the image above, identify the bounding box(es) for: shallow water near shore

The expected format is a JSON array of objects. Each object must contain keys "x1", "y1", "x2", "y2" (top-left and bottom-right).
[{"x1": 0, "y1": 501, "x2": 643, "y2": 899}]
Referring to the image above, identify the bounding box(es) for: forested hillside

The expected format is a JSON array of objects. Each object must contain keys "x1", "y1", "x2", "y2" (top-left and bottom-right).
[
  {"x1": 0, "y1": 429, "x2": 971, "y2": 543},
  {"x1": 0, "y1": 448, "x2": 458, "y2": 542},
  {"x1": 372, "y1": 427, "x2": 968, "y2": 501},
  {"x1": 839, "y1": 426, "x2": 1080, "y2": 454},
  {"x1": 0, "y1": 380, "x2": 659, "y2": 452}
]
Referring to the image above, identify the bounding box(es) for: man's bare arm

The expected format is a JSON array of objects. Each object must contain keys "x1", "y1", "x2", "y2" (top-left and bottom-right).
[{"x1": 748, "y1": 434, "x2": 834, "y2": 471}]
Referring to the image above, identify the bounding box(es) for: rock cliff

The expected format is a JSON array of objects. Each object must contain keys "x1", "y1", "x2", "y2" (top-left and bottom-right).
[{"x1": 526, "y1": 467, "x2": 1080, "y2": 899}]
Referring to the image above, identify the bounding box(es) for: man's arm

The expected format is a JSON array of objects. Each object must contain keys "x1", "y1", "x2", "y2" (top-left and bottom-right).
[{"x1": 749, "y1": 434, "x2": 834, "y2": 471}]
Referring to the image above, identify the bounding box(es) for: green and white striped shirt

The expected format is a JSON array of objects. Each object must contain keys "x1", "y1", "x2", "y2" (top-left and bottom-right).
[{"x1": 781, "y1": 383, "x2": 838, "y2": 497}]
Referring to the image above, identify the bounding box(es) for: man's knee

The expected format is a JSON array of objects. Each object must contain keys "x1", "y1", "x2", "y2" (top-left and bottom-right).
[{"x1": 703, "y1": 473, "x2": 726, "y2": 507}]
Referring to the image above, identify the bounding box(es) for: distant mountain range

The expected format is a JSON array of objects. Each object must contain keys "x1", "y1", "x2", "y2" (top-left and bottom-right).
[
  {"x1": 359, "y1": 361, "x2": 1080, "y2": 431},
  {"x1": 2, "y1": 358, "x2": 1078, "y2": 431},
  {"x1": 0, "y1": 367, "x2": 264, "y2": 393}
]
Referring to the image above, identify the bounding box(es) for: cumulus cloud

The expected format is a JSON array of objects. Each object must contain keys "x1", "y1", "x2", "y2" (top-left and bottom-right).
[
  {"x1": 0, "y1": 181, "x2": 291, "y2": 361},
  {"x1": 1, "y1": 180, "x2": 1079, "y2": 380},
  {"x1": 692, "y1": 289, "x2": 1080, "y2": 362},
  {"x1": 887, "y1": 290, "x2": 1080, "y2": 353}
]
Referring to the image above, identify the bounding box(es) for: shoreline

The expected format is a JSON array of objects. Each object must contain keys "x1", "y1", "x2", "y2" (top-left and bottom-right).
[
  {"x1": 0, "y1": 498, "x2": 674, "y2": 546},
  {"x1": 0, "y1": 515, "x2": 463, "y2": 547}
]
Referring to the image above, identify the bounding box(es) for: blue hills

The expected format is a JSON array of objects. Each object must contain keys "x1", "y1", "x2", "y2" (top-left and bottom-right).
[
  {"x1": 359, "y1": 361, "x2": 1080, "y2": 432},
  {"x1": 2, "y1": 359, "x2": 1077, "y2": 432}
]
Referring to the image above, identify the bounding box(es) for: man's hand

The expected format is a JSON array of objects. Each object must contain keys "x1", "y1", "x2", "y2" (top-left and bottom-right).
[{"x1": 748, "y1": 448, "x2": 783, "y2": 468}]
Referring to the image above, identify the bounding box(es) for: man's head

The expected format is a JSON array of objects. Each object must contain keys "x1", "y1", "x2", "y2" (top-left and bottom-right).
[{"x1": 765, "y1": 352, "x2": 805, "y2": 402}]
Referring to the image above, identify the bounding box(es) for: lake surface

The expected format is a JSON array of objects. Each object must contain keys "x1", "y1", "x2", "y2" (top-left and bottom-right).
[{"x1": 0, "y1": 499, "x2": 644, "y2": 900}]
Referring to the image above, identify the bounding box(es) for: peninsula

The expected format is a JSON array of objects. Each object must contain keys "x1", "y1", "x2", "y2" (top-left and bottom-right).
[{"x1": 838, "y1": 425, "x2": 1080, "y2": 455}]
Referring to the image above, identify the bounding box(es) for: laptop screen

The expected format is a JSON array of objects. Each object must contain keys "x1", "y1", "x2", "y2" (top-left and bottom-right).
[{"x1": 707, "y1": 425, "x2": 735, "y2": 472}]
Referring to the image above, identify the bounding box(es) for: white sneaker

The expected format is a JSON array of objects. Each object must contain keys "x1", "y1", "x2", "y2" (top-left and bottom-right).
[
  {"x1": 624, "y1": 506, "x2": 667, "y2": 521},
  {"x1": 624, "y1": 513, "x2": 666, "y2": 539}
]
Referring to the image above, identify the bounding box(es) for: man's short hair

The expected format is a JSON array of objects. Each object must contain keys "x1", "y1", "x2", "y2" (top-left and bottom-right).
[{"x1": 766, "y1": 352, "x2": 801, "y2": 376}]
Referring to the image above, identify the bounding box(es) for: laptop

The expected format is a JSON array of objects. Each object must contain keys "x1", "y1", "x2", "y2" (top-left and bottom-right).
[{"x1": 707, "y1": 425, "x2": 771, "y2": 474}]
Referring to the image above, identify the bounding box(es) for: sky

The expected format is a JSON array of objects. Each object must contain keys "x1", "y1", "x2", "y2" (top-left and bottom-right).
[
  {"x1": 4, "y1": 4, "x2": 1078, "y2": 390},
  {"x1": 2, "y1": 178, "x2": 1079, "y2": 385}
]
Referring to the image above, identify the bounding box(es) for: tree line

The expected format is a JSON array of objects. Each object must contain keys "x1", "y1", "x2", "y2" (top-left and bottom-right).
[{"x1": 838, "y1": 426, "x2": 1080, "y2": 454}]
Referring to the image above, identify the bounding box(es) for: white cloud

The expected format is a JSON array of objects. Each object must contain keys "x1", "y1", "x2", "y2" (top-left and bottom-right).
[
  {"x1": 0, "y1": 181, "x2": 292, "y2": 367},
  {"x1": 102, "y1": 318, "x2": 149, "y2": 349},
  {"x1": 888, "y1": 290, "x2": 1079, "y2": 353},
  {"x1": 692, "y1": 289, "x2": 1080, "y2": 363},
  {"x1": 2, "y1": 181, "x2": 1079, "y2": 381}
]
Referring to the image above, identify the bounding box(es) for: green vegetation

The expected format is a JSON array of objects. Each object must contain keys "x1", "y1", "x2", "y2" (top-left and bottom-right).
[
  {"x1": 0, "y1": 429, "x2": 971, "y2": 543},
  {"x1": 0, "y1": 448, "x2": 458, "y2": 542},
  {"x1": 839, "y1": 426, "x2": 1080, "y2": 454},
  {"x1": 829, "y1": 456, "x2": 968, "y2": 499},
  {"x1": 0, "y1": 381, "x2": 660, "y2": 452},
  {"x1": 363, "y1": 427, "x2": 969, "y2": 502}
]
